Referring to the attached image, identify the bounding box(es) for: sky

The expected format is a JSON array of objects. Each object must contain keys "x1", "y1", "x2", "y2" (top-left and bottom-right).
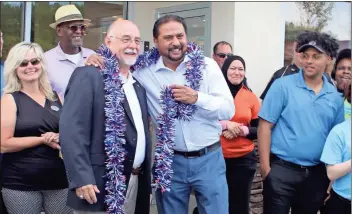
[{"x1": 283, "y1": 2, "x2": 351, "y2": 41}]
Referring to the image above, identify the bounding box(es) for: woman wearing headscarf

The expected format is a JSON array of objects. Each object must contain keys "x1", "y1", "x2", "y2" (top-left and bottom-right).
[{"x1": 220, "y1": 55, "x2": 260, "y2": 214}]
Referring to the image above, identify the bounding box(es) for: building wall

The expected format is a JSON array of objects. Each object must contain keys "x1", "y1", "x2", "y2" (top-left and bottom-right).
[
  {"x1": 233, "y1": 2, "x2": 285, "y2": 97},
  {"x1": 131, "y1": 2, "x2": 285, "y2": 97},
  {"x1": 210, "y1": 2, "x2": 235, "y2": 56}
]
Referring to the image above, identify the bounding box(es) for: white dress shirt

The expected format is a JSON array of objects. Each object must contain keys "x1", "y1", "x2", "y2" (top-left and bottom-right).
[
  {"x1": 121, "y1": 72, "x2": 146, "y2": 168},
  {"x1": 133, "y1": 56, "x2": 235, "y2": 152}
]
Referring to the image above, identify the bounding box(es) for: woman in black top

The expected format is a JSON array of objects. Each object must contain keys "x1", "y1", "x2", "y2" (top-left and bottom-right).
[{"x1": 1, "y1": 42, "x2": 72, "y2": 214}]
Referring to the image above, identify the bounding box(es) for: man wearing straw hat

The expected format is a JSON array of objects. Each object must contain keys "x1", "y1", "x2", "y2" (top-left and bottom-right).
[{"x1": 45, "y1": 4, "x2": 95, "y2": 99}]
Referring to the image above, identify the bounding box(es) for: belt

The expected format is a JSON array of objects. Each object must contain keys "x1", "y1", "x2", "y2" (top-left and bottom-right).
[
  {"x1": 174, "y1": 141, "x2": 220, "y2": 158},
  {"x1": 132, "y1": 166, "x2": 142, "y2": 175},
  {"x1": 270, "y1": 154, "x2": 322, "y2": 170}
]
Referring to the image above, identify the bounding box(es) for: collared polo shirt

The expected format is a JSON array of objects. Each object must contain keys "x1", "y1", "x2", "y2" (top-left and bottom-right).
[
  {"x1": 344, "y1": 99, "x2": 351, "y2": 119},
  {"x1": 320, "y1": 118, "x2": 351, "y2": 200},
  {"x1": 45, "y1": 43, "x2": 95, "y2": 98},
  {"x1": 259, "y1": 69, "x2": 344, "y2": 166}
]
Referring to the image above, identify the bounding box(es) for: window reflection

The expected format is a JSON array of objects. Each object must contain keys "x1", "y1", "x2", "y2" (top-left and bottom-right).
[
  {"x1": 0, "y1": 2, "x2": 24, "y2": 59},
  {"x1": 31, "y1": 2, "x2": 70, "y2": 52},
  {"x1": 71, "y1": 2, "x2": 126, "y2": 51}
]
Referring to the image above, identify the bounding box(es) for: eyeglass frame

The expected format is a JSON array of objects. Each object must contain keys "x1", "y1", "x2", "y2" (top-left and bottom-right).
[{"x1": 109, "y1": 35, "x2": 143, "y2": 45}]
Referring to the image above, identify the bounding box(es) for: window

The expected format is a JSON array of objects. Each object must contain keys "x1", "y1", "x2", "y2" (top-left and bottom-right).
[
  {"x1": 71, "y1": 2, "x2": 127, "y2": 51},
  {"x1": 30, "y1": 1, "x2": 127, "y2": 52},
  {"x1": 31, "y1": 2, "x2": 70, "y2": 52},
  {"x1": 0, "y1": 2, "x2": 24, "y2": 59}
]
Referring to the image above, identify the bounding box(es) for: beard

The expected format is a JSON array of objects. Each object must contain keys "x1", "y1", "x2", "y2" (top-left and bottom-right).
[
  {"x1": 162, "y1": 44, "x2": 186, "y2": 62},
  {"x1": 121, "y1": 57, "x2": 137, "y2": 66},
  {"x1": 71, "y1": 37, "x2": 83, "y2": 48}
]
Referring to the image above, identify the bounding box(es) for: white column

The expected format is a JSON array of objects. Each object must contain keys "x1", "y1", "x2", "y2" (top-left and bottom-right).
[
  {"x1": 24, "y1": 1, "x2": 32, "y2": 42},
  {"x1": 233, "y1": 2, "x2": 285, "y2": 97}
]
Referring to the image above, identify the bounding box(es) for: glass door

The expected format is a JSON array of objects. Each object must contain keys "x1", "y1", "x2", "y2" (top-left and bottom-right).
[{"x1": 156, "y1": 3, "x2": 211, "y2": 57}]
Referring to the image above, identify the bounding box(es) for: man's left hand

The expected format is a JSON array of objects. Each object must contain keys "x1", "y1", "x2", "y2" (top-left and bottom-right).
[{"x1": 170, "y1": 84, "x2": 198, "y2": 104}]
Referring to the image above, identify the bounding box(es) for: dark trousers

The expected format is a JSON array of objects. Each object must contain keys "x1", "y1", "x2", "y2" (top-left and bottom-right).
[
  {"x1": 323, "y1": 189, "x2": 351, "y2": 214},
  {"x1": 263, "y1": 155, "x2": 330, "y2": 214},
  {"x1": 225, "y1": 150, "x2": 257, "y2": 214}
]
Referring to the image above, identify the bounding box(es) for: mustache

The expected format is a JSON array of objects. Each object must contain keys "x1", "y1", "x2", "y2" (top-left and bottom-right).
[
  {"x1": 124, "y1": 48, "x2": 137, "y2": 54},
  {"x1": 168, "y1": 45, "x2": 183, "y2": 52}
]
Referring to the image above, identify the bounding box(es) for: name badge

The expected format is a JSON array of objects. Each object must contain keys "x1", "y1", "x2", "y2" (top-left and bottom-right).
[{"x1": 51, "y1": 105, "x2": 60, "y2": 111}]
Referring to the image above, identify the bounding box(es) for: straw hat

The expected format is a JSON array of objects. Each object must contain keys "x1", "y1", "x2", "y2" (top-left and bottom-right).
[{"x1": 49, "y1": 4, "x2": 90, "y2": 29}]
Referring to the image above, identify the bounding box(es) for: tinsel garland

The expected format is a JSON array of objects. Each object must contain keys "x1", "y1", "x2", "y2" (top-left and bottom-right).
[
  {"x1": 97, "y1": 44, "x2": 127, "y2": 214},
  {"x1": 131, "y1": 42, "x2": 204, "y2": 192}
]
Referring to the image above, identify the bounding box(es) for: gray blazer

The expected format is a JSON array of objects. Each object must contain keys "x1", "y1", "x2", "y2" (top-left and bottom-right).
[{"x1": 60, "y1": 66, "x2": 151, "y2": 213}]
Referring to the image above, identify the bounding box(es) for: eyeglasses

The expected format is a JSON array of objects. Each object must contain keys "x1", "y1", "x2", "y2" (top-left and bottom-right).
[
  {"x1": 68, "y1": 24, "x2": 87, "y2": 32},
  {"x1": 110, "y1": 36, "x2": 142, "y2": 45},
  {"x1": 216, "y1": 53, "x2": 232, "y2": 58},
  {"x1": 19, "y1": 58, "x2": 41, "y2": 67}
]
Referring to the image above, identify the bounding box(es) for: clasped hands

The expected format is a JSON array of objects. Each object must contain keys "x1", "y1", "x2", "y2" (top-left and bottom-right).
[
  {"x1": 41, "y1": 132, "x2": 60, "y2": 150},
  {"x1": 222, "y1": 121, "x2": 246, "y2": 140}
]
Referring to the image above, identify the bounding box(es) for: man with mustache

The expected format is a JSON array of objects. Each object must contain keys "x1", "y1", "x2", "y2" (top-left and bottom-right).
[
  {"x1": 59, "y1": 19, "x2": 152, "y2": 214},
  {"x1": 258, "y1": 31, "x2": 344, "y2": 214},
  {"x1": 132, "y1": 15, "x2": 234, "y2": 214},
  {"x1": 45, "y1": 4, "x2": 95, "y2": 99},
  {"x1": 86, "y1": 15, "x2": 234, "y2": 214}
]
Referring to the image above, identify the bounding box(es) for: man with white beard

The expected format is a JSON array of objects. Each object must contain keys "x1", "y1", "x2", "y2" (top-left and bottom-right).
[{"x1": 59, "y1": 19, "x2": 152, "y2": 214}]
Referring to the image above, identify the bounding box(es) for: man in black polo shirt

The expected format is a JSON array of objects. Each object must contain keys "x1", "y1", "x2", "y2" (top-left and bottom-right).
[
  {"x1": 260, "y1": 31, "x2": 334, "y2": 100},
  {"x1": 260, "y1": 41, "x2": 301, "y2": 100}
]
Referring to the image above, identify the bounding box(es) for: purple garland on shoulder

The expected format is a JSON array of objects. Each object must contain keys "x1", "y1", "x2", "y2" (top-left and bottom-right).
[
  {"x1": 131, "y1": 42, "x2": 204, "y2": 192},
  {"x1": 97, "y1": 44, "x2": 127, "y2": 214}
]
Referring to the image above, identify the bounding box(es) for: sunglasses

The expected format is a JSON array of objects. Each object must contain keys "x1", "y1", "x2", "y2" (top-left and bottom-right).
[
  {"x1": 68, "y1": 24, "x2": 87, "y2": 32},
  {"x1": 216, "y1": 53, "x2": 232, "y2": 58},
  {"x1": 19, "y1": 58, "x2": 41, "y2": 67}
]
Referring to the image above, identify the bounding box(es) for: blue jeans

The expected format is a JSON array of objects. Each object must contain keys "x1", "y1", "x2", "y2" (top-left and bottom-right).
[{"x1": 155, "y1": 147, "x2": 228, "y2": 214}]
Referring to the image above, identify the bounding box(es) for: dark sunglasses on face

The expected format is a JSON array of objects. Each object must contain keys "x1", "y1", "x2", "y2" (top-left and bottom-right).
[
  {"x1": 68, "y1": 24, "x2": 87, "y2": 32},
  {"x1": 19, "y1": 58, "x2": 41, "y2": 67},
  {"x1": 217, "y1": 53, "x2": 232, "y2": 58}
]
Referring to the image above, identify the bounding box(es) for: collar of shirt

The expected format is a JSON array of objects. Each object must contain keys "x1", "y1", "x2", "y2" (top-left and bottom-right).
[
  {"x1": 154, "y1": 55, "x2": 190, "y2": 72},
  {"x1": 121, "y1": 71, "x2": 136, "y2": 86},
  {"x1": 54, "y1": 42, "x2": 91, "y2": 61},
  {"x1": 295, "y1": 69, "x2": 335, "y2": 94}
]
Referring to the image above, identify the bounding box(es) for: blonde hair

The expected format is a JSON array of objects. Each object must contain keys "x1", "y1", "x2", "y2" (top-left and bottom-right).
[{"x1": 3, "y1": 42, "x2": 56, "y2": 101}]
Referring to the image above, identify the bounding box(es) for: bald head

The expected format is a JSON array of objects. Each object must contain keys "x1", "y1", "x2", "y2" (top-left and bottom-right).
[
  {"x1": 105, "y1": 19, "x2": 141, "y2": 67},
  {"x1": 106, "y1": 19, "x2": 139, "y2": 40}
]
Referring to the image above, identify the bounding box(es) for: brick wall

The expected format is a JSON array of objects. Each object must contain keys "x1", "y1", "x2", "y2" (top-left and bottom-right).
[{"x1": 250, "y1": 141, "x2": 263, "y2": 214}]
